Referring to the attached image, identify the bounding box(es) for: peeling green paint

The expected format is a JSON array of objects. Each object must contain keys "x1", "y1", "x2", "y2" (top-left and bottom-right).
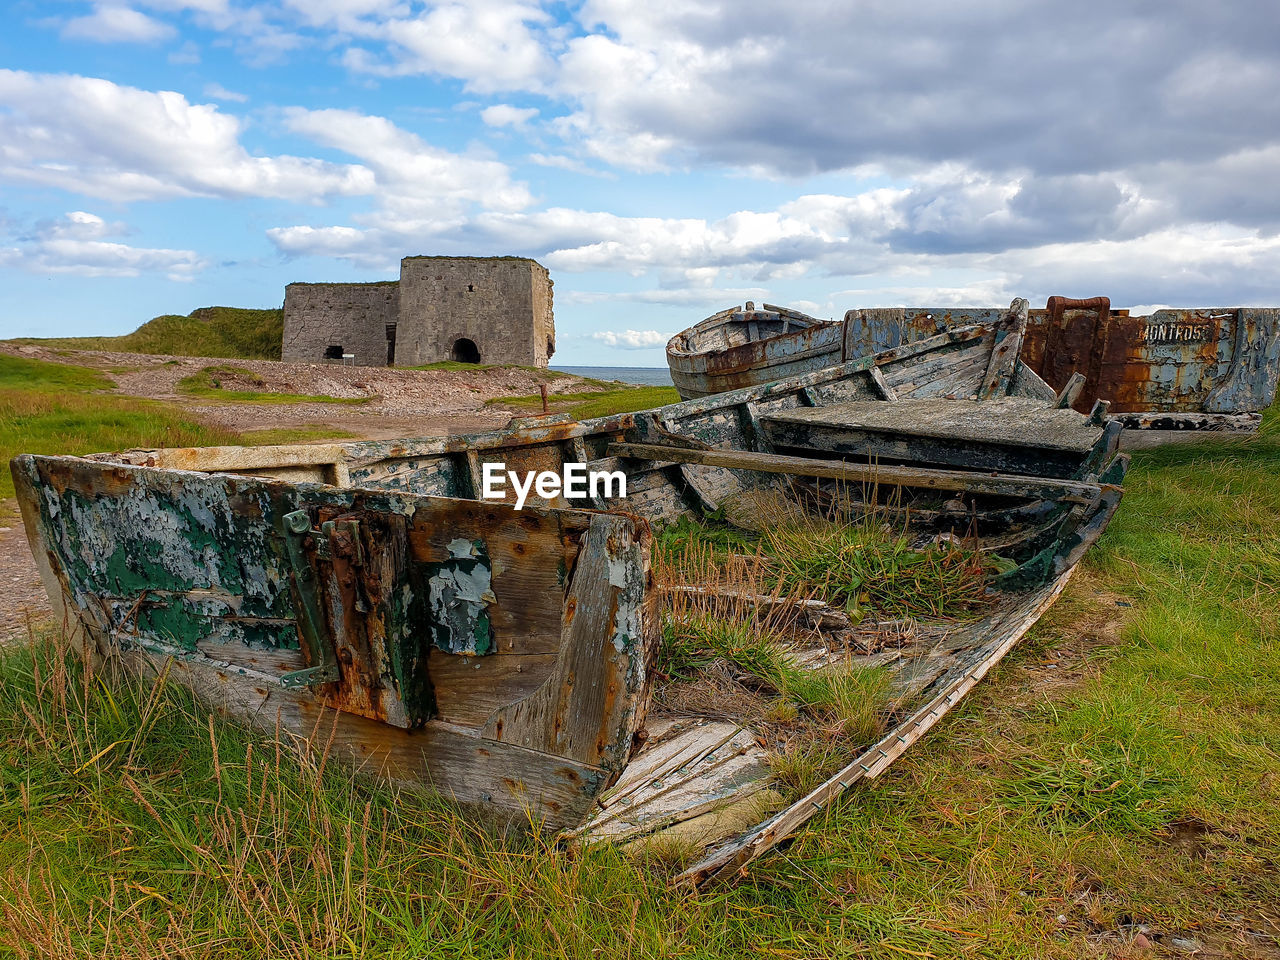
[{"x1": 426, "y1": 538, "x2": 497, "y2": 655}]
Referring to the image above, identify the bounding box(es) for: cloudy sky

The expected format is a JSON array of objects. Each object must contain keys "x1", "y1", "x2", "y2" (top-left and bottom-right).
[{"x1": 2, "y1": 1, "x2": 1278, "y2": 364}]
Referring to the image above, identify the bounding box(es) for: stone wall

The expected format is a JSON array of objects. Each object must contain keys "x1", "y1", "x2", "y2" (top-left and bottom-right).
[
  {"x1": 281, "y1": 282, "x2": 399, "y2": 366},
  {"x1": 530, "y1": 262, "x2": 555, "y2": 365},
  {"x1": 280, "y1": 257, "x2": 554, "y2": 367},
  {"x1": 398, "y1": 257, "x2": 553, "y2": 366}
]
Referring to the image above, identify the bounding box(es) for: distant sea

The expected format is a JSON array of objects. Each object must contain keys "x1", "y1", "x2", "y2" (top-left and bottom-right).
[{"x1": 551, "y1": 365, "x2": 674, "y2": 387}]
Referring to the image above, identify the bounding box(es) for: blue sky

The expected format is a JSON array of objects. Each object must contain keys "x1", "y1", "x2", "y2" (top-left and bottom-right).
[{"x1": 2, "y1": 1, "x2": 1279, "y2": 365}]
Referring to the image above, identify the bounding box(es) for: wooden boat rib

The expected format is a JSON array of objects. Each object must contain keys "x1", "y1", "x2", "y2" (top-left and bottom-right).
[{"x1": 12, "y1": 299, "x2": 1128, "y2": 883}]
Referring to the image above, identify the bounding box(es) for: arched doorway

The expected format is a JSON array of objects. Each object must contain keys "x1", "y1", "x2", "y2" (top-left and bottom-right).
[{"x1": 451, "y1": 338, "x2": 481, "y2": 364}]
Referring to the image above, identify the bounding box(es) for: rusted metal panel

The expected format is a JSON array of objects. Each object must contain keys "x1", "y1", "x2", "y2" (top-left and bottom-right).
[{"x1": 838, "y1": 300, "x2": 1280, "y2": 423}]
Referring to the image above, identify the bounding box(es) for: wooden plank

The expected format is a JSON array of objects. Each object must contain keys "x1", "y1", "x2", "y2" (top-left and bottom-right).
[
  {"x1": 112, "y1": 443, "x2": 348, "y2": 473},
  {"x1": 136, "y1": 649, "x2": 608, "y2": 830},
  {"x1": 760, "y1": 416, "x2": 1091, "y2": 480},
  {"x1": 1012, "y1": 361, "x2": 1058, "y2": 402},
  {"x1": 677, "y1": 567, "x2": 1077, "y2": 886},
  {"x1": 881, "y1": 340, "x2": 992, "y2": 394},
  {"x1": 886, "y1": 345, "x2": 990, "y2": 395},
  {"x1": 978, "y1": 299, "x2": 1029, "y2": 399},
  {"x1": 427, "y1": 651, "x2": 558, "y2": 727},
  {"x1": 868, "y1": 365, "x2": 897, "y2": 401},
  {"x1": 1056, "y1": 372, "x2": 1087, "y2": 409},
  {"x1": 482, "y1": 513, "x2": 657, "y2": 774},
  {"x1": 608, "y1": 442, "x2": 1105, "y2": 501},
  {"x1": 894, "y1": 352, "x2": 990, "y2": 399},
  {"x1": 757, "y1": 397, "x2": 1106, "y2": 474}
]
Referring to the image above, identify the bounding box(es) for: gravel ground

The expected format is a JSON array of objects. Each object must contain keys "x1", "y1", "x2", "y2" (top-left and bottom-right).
[
  {"x1": 2, "y1": 344, "x2": 602, "y2": 436},
  {"x1": 0, "y1": 519, "x2": 48, "y2": 642}
]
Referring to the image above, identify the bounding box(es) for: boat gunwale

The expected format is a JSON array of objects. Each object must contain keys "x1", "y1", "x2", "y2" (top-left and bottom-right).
[{"x1": 666, "y1": 303, "x2": 838, "y2": 362}]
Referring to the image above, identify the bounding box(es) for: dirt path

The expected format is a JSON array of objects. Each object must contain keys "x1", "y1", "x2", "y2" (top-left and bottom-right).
[{"x1": 0, "y1": 518, "x2": 49, "y2": 642}]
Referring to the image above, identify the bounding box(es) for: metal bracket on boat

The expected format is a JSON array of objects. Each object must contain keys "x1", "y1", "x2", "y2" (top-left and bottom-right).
[{"x1": 280, "y1": 509, "x2": 342, "y2": 687}]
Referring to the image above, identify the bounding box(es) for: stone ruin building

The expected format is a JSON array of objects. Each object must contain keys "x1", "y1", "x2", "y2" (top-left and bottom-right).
[{"x1": 281, "y1": 256, "x2": 555, "y2": 368}]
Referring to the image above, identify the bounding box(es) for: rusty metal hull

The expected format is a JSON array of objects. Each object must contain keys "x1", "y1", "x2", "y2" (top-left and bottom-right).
[
  {"x1": 842, "y1": 303, "x2": 1280, "y2": 427},
  {"x1": 667, "y1": 303, "x2": 843, "y2": 399},
  {"x1": 13, "y1": 313, "x2": 1127, "y2": 874}
]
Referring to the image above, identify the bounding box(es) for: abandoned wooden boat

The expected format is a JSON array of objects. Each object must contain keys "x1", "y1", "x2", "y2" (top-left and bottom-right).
[
  {"x1": 13, "y1": 299, "x2": 1128, "y2": 884},
  {"x1": 844, "y1": 297, "x2": 1280, "y2": 432},
  {"x1": 666, "y1": 302, "x2": 841, "y2": 399},
  {"x1": 672, "y1": 297, "x2": 1279, "y2": 431}
]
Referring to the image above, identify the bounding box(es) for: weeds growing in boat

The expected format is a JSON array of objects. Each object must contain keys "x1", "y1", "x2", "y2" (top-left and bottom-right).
[
  {"x1": 763, "y1": 522, "x2": 991, "y2": 620},
  {"x1": 655, "y1": 612, "x2": 892, "y2": 801},
  {"x1": 655, "y1": 489, "x2": 995, "y2": 622},
  {"x1": 653, "y1": 501, "x2": 905, "y2": 801}
]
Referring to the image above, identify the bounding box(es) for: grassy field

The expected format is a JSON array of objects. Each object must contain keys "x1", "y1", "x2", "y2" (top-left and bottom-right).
[
  {"x1": 492, "y1": 384, "x2": 681, "y2": 419},
  {"x1": 0, "y1": 354, "x2": 240, "y2": 502},
  {"x1": 0, "y1": 407, "x2": 1276, "y2": 957},
  {"x1": 5, "y1": 307, "x2": 283, "y2": 361}
]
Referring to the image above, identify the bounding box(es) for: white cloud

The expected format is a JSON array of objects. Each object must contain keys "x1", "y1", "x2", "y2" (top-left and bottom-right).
[
  {"x1": 0, "y1": 211, "x2": 206, "y2": 280},
  {"x1": 140, "y1": 0, "x2": 232, "y2": 13},
  {"x1": 62, "y1": 4, "x2": 175, "y2": 43},
  {"x1": 278, "y1": 0, "x2": 406, "y2": 29},
  {"x1": 526, "y1": 153, "x2": 613, "y2": 178},
  {"x1": 590, "y1": 329, "x2": 671, "y2": 348},
  {"x1": 281, "y1": 106, "x2": 533, "y2": 215},
  {"x1": 564, "y1": 286, "x2": 770, "y2": 308},
  {"x1": 481, "y1": 104, "x2": 538, "y2": 127},
  {"x1": 0, "y1": 70, "x2": 375, "y2": 202},
  {"x1": 344, "y1": 0, "x2": 556, "y2": 93},
  {"x1": 202, "y1": 82, "x2": 247, "y2": 103}
]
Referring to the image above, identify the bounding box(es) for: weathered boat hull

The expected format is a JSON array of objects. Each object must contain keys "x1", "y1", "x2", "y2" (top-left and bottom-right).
[
  {"x1": 843, "y1": 301, "x2": 1280, "y2": 428},
  {"x1": 667, "y1": 303, "x2": 842, "y2": 399},
  {"x1": 671, "y1": 299, "x2": 1279, "y2": 428},
  {"x1": 13, "y1": 455, "x2": 657, "y2": 829},
  {"x1": 14, "y1": 306, "x2": 1128, "y2": 881}
]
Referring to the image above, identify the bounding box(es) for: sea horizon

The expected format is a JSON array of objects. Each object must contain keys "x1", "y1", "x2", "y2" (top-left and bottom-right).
[{"x1": 551, "y1": 365, "x2": 674, "y2": 387}]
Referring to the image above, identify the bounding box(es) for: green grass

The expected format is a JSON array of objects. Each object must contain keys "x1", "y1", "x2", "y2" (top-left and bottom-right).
[
  {"x1": 1, "y1": 407, "x2": 1278, "y2": 956},
  {"x1": 659, "y1": 613, "x2": 891, "y2": 742},
  {"x1": 176, "y1": 366, "x2": 371, "y2": 405},
  {"x1": 490, "y1": 384, "x2": 681, "y2": 419},
  {"x1": 411, "y1": 361, "x2": 566, "y2": 380},
  {"x1": 0, "y1": 353, "x2": 114, "y2": 393},
  {"x1": 0, "y1": 355, "x2": 239, "y2": 501},
  {"x1": 656, "y1": 499, "x2": 995, "y2": 621},
  {"x1": 6, "y1": 306, "x2": 284, "y2": 360}
]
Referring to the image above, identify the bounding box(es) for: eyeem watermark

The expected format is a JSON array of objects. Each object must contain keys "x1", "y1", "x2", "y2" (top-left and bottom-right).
[{"x1": 481, "y1": 462, "x2": 626, "y2": 510}]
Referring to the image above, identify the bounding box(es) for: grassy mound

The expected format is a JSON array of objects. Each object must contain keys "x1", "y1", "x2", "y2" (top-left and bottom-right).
[{"x1": 7, "y1": 306, "x2": 283, "y2": 360}]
